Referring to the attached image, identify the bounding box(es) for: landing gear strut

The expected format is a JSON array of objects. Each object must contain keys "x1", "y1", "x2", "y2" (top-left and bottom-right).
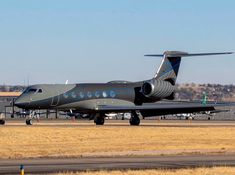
[
  {"x1": 94, "y1": 113, "x2": 105, "y2": 125},
  {"x1": 129, "y1": 111, "x2": 140, "y2": 126},
  {"x1": 25, "y1": 110, "x2": 35, "y2": 125}
]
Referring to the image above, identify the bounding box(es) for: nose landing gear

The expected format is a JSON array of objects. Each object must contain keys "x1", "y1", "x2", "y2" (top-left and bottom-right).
[
  {"x1": 26, "y1": 119, "x2": 33, "y2": 125},
  {"x1": 25, "y1": 110, "x2": 36, "y2": 125}
]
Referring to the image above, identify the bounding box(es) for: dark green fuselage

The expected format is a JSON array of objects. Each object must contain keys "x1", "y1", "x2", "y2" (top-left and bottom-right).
[{"x1": 15, "y1": 79, "x2": 174, "y2": 113}]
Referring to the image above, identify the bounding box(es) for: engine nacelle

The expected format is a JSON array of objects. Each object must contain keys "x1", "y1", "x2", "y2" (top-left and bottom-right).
[{"x1": 142, "y1": 79, "x2": 175, "y2": 100}]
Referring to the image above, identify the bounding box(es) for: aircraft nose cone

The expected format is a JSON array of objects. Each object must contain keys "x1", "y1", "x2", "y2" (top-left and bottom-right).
[{"x1": 15, "y1": 97, "x2": 29, "y2": 108}]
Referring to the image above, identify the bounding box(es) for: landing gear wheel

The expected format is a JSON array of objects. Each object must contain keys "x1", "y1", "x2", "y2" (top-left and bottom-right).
[
  {"x1": 26, "y1": 119, "x2": 33, "y2": 125},
  {"x1": 0, "y1": 119, "x2": 5, "y2": 125},
  {"x1": 129, "y1": 117, "x2": 140, "y2": 126},
  {"x1": 94, "y1": 117, "x2": 105, "y2": 125},
  {"x1": 129, "y1": 112, "x2": 140, "y2": 126}
]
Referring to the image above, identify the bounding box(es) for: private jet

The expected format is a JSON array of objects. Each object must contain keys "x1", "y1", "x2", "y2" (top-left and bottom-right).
[{"x1": 12, "y1": 51, "x2": 233, "y2": 125}]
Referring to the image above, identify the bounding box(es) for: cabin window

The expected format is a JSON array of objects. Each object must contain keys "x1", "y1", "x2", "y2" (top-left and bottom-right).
[
  {"x1": 95, "y1": 91, "x2": 100, "y2": 98},
  {"x1": 71, "y1": 92, "x2": 77, "y2": 98},
  {"x1": 79, "y1": 92, "x2": 85, "y2": 98},
  {"x1": 102, "y1": 91, "x2": 108, "y2": 98},
  {"x1": 87, "y1": 91, "x2": 92, "y2": 98},
  {"x1": 63, "y1": 93, "x2": 69, "y2": 99},
  {"x1": 38, "y1": 89, "x2": 43, "y2": 93},
  {"x1": 110, "y1": 91, "x2": 116, "y2": 98}
]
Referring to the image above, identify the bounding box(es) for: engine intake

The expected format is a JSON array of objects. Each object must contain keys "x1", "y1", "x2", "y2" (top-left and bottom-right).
[
  {"x1": 142, "y1": 79, "x2": 175, "y2": 99},
  {"x1": 142, "y1": 82, "x2": 154, "y2": 96}
]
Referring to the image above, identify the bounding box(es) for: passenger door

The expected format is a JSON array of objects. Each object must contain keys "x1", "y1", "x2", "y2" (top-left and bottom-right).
[{"x1": 51, "y1": 93, "x2": 59, "y2": 106}]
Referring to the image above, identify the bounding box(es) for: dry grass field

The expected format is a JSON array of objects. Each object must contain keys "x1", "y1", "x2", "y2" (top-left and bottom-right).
[
  {"x1": 0, "y1": 126, "x2": 235, "y2": 158},
  {"x1": 55, "y1": 167, "x2": 235, "y2": 175}
]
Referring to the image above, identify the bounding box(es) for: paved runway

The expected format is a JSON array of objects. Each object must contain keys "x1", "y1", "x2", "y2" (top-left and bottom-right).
[
  {"x1": 0, "y1": 154, "x2": 235, "y2": 174},
  {"x1": 1, "y1": 120, "x2": 235, "y2": 174},
  {"x1": 3, "y1": 119, "x2": 235, "y2": 127}
]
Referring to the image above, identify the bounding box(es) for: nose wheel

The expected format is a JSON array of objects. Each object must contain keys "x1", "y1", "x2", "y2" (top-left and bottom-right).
[
  {"x1": 26, "y1": 119, "x2": 33, "y2": 125},
  {"x1": 25, "y1": 110, "x2": 36, "y2": 125}
]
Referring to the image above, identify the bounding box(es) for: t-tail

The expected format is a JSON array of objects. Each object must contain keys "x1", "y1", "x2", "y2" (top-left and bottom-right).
[{"x1": 145, "y1": 51, "x2": 233, "y2": 85}]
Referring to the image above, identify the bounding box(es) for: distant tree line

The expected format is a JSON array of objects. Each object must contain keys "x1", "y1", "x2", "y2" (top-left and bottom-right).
[{"x1": 176, "y1": 84, "x2": 235, "y2": 101}]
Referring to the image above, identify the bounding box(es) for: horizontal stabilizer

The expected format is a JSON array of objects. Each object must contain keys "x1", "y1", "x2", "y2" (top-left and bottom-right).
[{"x1": 145, "y1": 51, "x2": 233, "y2": 58}]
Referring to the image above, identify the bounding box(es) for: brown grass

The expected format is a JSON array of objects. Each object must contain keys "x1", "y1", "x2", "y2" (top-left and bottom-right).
[
  {"x1": 0, "y1": 92, "x2": 21, "y2": 97},
  {"x1": 55, "y1": 167, "x2": 235, "y2": 175},
  {"x1": 0, "y1": 126, "x2": 235, "y2": 159}
]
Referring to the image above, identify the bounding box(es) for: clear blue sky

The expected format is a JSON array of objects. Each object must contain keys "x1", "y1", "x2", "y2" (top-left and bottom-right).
[{"x1": 0, "y1": 0, "x2": 234, "y2": 85}]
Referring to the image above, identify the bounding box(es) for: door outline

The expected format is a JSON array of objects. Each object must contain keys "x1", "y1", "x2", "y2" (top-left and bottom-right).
[{"x1": 51, "y1": 95, "x2": 60, "y2": 106}]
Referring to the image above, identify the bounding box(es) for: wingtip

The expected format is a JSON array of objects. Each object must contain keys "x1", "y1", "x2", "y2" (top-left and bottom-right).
[
  {"x1": 223, "y1": 52, "x2": 234, "y2": 54},
  {"x1": 144, "y1": 54, "x2": 164, "y2": 57},
  {"x1": 144, "y1": 51, "x2": 234, "y2": 57}
]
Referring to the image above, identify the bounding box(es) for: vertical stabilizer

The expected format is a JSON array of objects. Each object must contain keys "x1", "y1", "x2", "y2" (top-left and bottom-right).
[
  {"x1": 154, "y1": 51, "x2": 182, "y2": 84},
  {"x1": 145, "y1": 51, "x2": 233, "y2": 85}
]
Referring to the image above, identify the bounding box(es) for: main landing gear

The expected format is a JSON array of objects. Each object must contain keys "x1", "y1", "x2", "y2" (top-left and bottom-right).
[
  {"x1": 94, "y1": 113, "x2": 105, "y2": 125},
  {"x1": 129, "y1": 111, "x2": 141, "y2": 126},
  {"x1": 94, "y1": 117, "x2": 105, "y2": 125},
  {"x1": 93, "y1": 111, "x2": 141, "y2": 126}
]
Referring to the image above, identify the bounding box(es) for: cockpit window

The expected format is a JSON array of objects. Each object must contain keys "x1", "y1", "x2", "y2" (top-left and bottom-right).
[
  {"x1": 28, "y1": 89, "x2": 37, "y2": 93},
  {"x1": 24, "y1": 88, "x2": 42, "y2": 93}
]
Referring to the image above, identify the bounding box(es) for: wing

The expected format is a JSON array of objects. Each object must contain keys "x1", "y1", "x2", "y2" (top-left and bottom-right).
[
  {"x1": 95, "y1": 102, "x2": 229, "y2": 117},
  {"x1": 206, "y1": 109, "x2": 230, "y2": 114}
]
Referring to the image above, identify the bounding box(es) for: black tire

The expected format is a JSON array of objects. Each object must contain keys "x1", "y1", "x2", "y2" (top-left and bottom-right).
[
  {"x1": 129, "y1": 116, "x2": 140, "y2": 126},
  {"x1": 208, "y1": 117, "x2": 211, "y2": 120},
  {"x1": 26, "y1": 119, "x2": 33, "y2": 125},
  {"x1": 0, "y1": 119, "x2": 5, "y2": 125},
  {"x1": 94, "y1": 117, "x2": 105, "y2": 125}
]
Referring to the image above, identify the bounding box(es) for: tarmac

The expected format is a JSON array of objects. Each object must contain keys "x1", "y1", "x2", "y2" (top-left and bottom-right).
[
  {"x1": 0, "y1": 154, "x2": 235, "y2": 174},
  {"x1": 1, "y1": 119, "x2": 235, "y2": 174},
  {"x1": 3, "y1": 118, "x2": 235, "y2": 128}
]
